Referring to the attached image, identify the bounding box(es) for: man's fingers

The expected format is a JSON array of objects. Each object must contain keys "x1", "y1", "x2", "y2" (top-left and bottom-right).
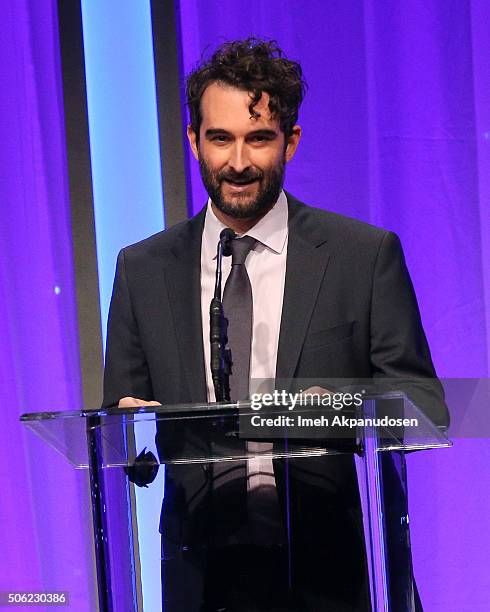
[
  {"x1": 118, "y1": 396, "x2": 162, "y2": 408},
  {"x1": 303, "y1": 386, "x2": 333, "y2": 395}
]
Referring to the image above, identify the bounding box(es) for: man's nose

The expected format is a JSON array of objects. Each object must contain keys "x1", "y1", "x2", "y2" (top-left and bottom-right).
[{"x1": 228, "y1": 143, "x2": 251, "y2": 173}]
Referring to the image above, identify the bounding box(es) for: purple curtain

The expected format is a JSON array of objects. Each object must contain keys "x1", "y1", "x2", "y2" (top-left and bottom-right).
[
  {"x1": 177, "y1": 1, "x2": 490, "y2": 608},
  {"x1": 0, "y1": 0, "x2": 95, "y2": 607},
  {"x1": 1, "y1": 1, "x2": 488, "y2": 609}
]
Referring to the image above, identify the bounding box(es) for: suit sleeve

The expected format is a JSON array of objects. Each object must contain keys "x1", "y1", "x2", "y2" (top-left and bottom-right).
[
  {"x1": 102, "y1": 249, "x2": 154, "y2": 408},
  {"x1": 370, "y1": 231, "x2": 449, "y2": 427}
]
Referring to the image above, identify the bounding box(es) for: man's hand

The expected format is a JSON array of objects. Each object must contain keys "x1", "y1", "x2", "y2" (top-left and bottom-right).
[
  {"x1": 118, "y1": 396, "x2": 162, "y2": 408},
  {"x1": 303, "y1": 386, "x2": 333, "y2": 395}
]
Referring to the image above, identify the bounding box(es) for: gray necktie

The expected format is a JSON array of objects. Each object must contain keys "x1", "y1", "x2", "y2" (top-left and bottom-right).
[
  {"x1": 222, "y1": 236, "x2": 257, "y2": 402},
  {"x1": 222, "y1": 235, "x2": 282, "y2": 543}
]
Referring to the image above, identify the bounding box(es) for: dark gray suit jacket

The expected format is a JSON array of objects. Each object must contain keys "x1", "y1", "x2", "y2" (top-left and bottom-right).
[
  {"x1": 103, "y1": 192, "x2": 447, "y2": 425},
  {"x1": 102, "y1": 193, "x2": 446, "y2": 610}
]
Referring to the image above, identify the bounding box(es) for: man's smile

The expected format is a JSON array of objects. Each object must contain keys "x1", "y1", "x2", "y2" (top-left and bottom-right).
[{"x1": 222, "y1": 178, "x2": 259, "y2": 192}]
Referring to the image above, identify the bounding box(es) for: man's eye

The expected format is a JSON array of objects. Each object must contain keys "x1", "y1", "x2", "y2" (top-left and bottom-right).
[
  {"x1": 250, "y1": 135, "x2": 272, "y2": 144},
  {"x1": 211, "y1": 135, "x2": 229, "y2": 143}
]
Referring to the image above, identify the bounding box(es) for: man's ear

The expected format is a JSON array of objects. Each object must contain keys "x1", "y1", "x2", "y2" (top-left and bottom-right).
[
  {"x1": 285, "y1": 125, "x2": 302, "y2": 163},
  {"x1": 187, "y1": 125, "x2": 199, "y2": 161}
]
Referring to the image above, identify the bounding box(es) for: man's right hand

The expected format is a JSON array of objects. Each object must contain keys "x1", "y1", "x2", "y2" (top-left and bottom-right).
[{"x1": 118, "y1": 397, "x2": 162, "y2": 408}]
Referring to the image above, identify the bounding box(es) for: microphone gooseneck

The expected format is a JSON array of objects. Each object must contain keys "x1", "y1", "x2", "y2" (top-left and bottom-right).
[{"x1": 210, "y1": 228, "x2": 236, "y2": 402}]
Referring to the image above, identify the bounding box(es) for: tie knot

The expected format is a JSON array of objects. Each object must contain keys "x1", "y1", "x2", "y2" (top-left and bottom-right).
[{"x1": 230, "y1": 236, "x2": 257, "y2": 265}]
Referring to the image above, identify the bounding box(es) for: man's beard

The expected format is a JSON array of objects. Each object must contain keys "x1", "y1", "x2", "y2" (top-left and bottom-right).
[{"x1": 198, "y1": 154, "x2": 285, "y2": 219}]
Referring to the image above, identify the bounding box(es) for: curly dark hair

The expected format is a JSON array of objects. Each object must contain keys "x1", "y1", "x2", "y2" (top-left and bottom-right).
[{"x1": 186, "y1": 38, "x2": 306, "y2": 142}]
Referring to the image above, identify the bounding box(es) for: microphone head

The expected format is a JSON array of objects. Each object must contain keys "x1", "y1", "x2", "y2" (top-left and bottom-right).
[{"x1": 220, "y1": 228, "x2": 236, "y2": 257}]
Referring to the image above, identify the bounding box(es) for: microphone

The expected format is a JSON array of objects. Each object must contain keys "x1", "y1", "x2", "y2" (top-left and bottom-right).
[
  {"x1": 214, "y1": 228, "x2": 236, "y2": 299},
  {"x1": 220, "y1": 227, "x2": 236, "y2": 257},
  {"x1": 210, "y1": 228, "x2": 236, "y2": 401}
]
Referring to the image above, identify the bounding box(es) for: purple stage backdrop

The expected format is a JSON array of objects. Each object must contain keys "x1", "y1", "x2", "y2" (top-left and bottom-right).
[
  {"x1": 0, "y1": 0, "x2": 95, "y2": 609},
  {"x1": 1, "y1": 0, "x2": 489, "y2": 610}
]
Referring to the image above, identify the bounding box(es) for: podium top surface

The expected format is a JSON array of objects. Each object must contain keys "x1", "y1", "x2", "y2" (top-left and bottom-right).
[{"x1": 20, "y1": 394, "x2": 451, "y2": 468}]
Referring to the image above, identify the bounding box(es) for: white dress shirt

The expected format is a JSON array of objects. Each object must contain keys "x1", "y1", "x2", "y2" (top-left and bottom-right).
[
  {"x1": 200, "y1": 191, "x2": 288, "y2": 527},
  {"x1": 200, "y1": 191, "x2": 289, "y2": 402}
]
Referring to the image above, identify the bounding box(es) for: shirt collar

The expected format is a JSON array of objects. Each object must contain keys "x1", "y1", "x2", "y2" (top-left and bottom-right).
[{"x1": 203, "y1": 190, "x2": 289, "y2": 259}]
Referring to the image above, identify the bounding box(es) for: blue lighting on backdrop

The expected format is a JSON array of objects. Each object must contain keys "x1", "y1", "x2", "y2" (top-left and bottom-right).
[
  {"x1": 81, "y1": 1, "x2": 165, "y2": 609},
  {"x1": 81, "y1": 0, "x2": 164, "y2": 347}
]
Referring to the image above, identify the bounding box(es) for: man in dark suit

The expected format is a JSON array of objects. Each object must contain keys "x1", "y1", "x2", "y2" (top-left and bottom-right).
[{"x1": 103, "y1": 38, "x2": 447, "y2": 611}]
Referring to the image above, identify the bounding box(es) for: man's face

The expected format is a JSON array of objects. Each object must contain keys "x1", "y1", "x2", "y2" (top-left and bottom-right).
[{"x1": 187, "y1": 83, "x2": 300, "y2": 220}]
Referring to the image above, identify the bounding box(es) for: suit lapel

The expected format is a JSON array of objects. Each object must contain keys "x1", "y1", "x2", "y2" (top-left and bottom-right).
[
  {"x1": 162, "y1": 196, "x2": 330, "y2": 399},
  {"x1": 276, "y1": 196, "x2": 331, "y2": 383},
  {"x1": 163, "y1": 208, "x2": 207, "y2": 402}
]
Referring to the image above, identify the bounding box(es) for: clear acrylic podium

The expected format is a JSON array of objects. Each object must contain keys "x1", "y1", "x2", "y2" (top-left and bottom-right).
[{"x1": 21, "y1": 392, "x2": 450, "y2": 612}]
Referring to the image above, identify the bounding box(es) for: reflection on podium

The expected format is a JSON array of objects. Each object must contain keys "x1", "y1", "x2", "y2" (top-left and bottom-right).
[{"x1": 22, "y1": 392, "x2": 450, "y2": 611}]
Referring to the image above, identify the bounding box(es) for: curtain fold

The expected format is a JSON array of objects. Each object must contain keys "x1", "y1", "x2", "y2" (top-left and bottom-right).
[{"x1": 0, "y1": 1, "x2": 95, "y2": 607}]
